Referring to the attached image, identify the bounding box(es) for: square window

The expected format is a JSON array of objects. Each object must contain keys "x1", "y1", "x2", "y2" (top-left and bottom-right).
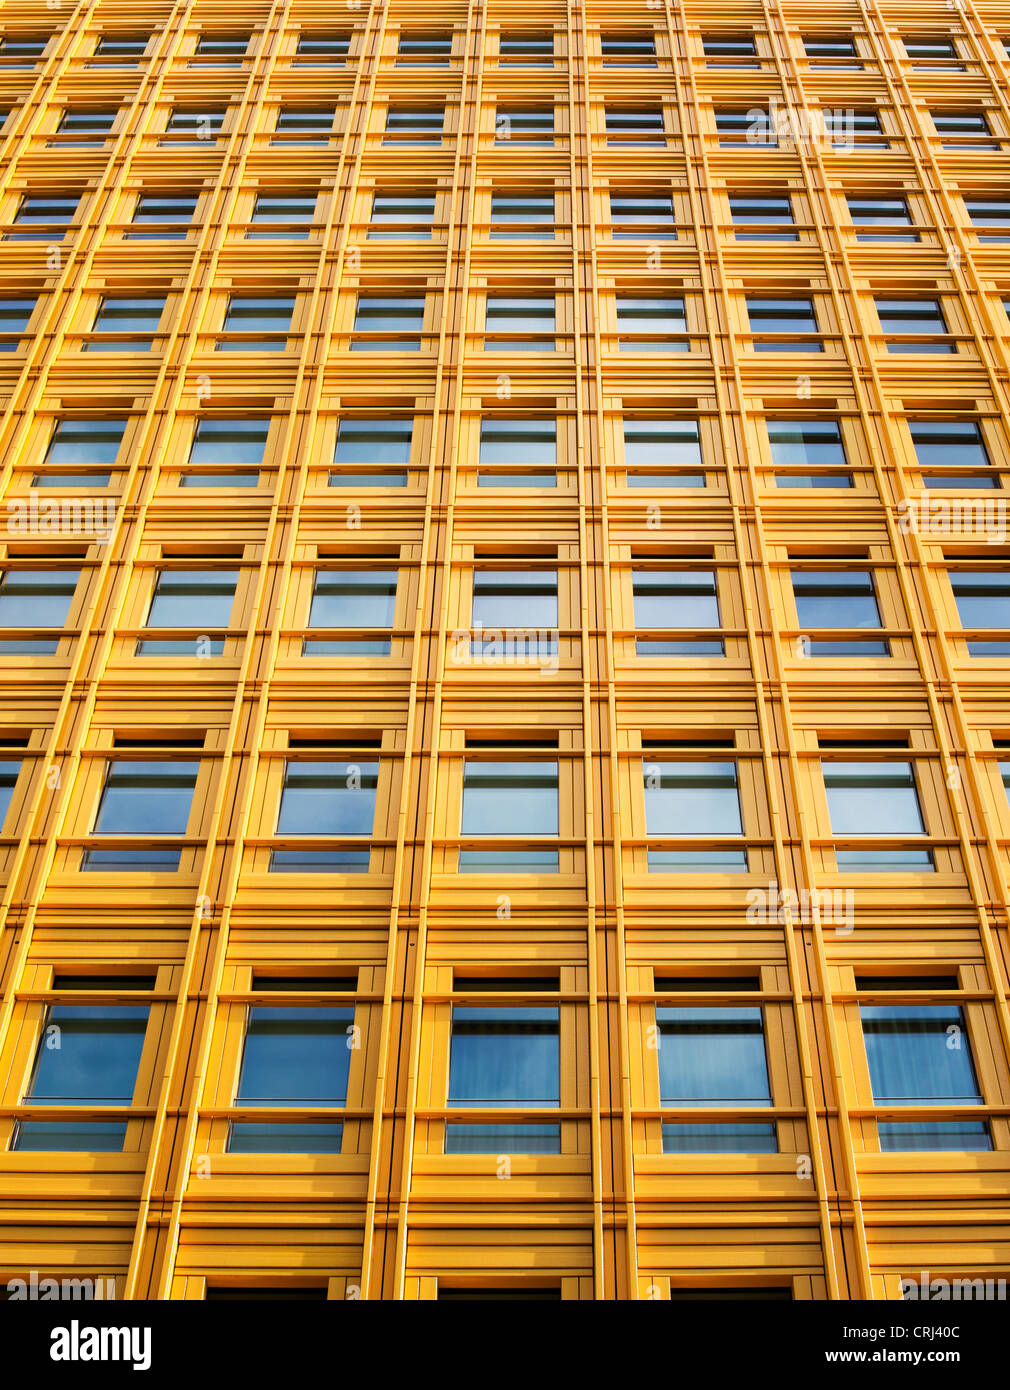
[
  {"x1": 303, "y1": 569, "x2": 397, "y2": 655},
  {"x1": 84, "y1": 759, "x2": 199, "y2": 870},
  {"x1": 368, "y1": 193, "x2": 434, "y2": 239},
  {"x1": 218, "y1": 296, "x2": 294, "y2": 351},
  {"x1": 351, "y1": 296, "x2": 424, "y2": 350},
  {"x1": 484, "y1": 295, "x2": 555, "y2": 350},
  {"x1": 0, "y1": 297, "x2": 36, "y2": 348},
  {"x1": 490, "y1": 193, "x2": 554, "y2": 239},
  {"x1": 0, "y1": 567, "x2": 80, "y2": 653},
  {"x1": 633, "y1": 571, "x2": 723, "y2": 655},
  {"x1": 644, "y1": 761, "x2": 747, "y2": 870},
  {"x1": 791, "y1": 570, "x2": 888, "y2": 655},
  {"x1": 746, "y1": 297, "x2": 821, "y2": 350},
  {"x1": 496, "y1": 108, "x2": 554, "y2": 144},
  {"x1": 459, "y1": 761, "x2": 559, "y2": 871},
  {"x1": 137, "y1": 569, "x2": 238, "y2": 655},
  {"x1": 477, "y1": 418, "x2": 556, "y2": 487},
  {"x1": 448, "y1": 1005, "x2": 560, "y2": 1106},
  {"x1": 823, "y1": 761, "x2": 933, "y2": 870},
  {"x1": 949, "y1": 571, "x2": 1010, "y2": 653},
  {"x1": 271, "y1": 759, "x2": 378, "y2": 871},
  {"x1": 729, "y1": 195, "x2": 797, "y2": 241},
  {"x1": 87, "y1": 297, "x2": 164, "y2": 351}
]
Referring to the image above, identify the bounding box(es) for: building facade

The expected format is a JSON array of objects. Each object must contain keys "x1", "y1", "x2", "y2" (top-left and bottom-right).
[{"x1": 1, "y1": 0, "x2": 1010, "y2": 1301}]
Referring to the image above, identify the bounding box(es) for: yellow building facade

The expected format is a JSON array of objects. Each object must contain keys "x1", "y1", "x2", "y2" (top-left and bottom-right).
[{"x1": 1, "y1": 0, "x2": 1010, "y2": 1301}]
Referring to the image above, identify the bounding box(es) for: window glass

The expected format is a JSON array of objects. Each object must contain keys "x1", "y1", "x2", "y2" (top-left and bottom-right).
[
  {"x1": 87, "y1": 297, "x2": 164, "y2": 350},
  {"x1": 791, "y1": 570, "x2": 887, "y2": 655},
  {"x1": 490, "y1": 193, "x2": 554, "y2": 237},
  {"x1": 633, "y1": 571, "x2": 722, "y2": 655},
  {"x1": 0, "y1": 568, "x2": 79, "y2": 652},
  {"x1": 459, "y1": 761, "x2": 559, "y2": 871},
  {"x1": 304, "y1": 570, "x2": 398, "y2": 654},
  {"x1": 219, "y1": 296, "x2": 294, "y2": 350}
]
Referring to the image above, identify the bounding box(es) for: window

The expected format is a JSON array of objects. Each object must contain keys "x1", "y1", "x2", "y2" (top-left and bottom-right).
[
  {"x1": 932, "y1": 111, "x2": 997, "y2": 148},
  {"x1": 351, "y1": 296, "x2": 424, "y2": 351},
  {"x1": 0, "y1": 298, "x2": 36, "y2": 350},
  {"x1": 446, "y1": 993, "x2": 560, "y2": 1152},
  {"x1": 601, "y1": 32, "x2": 657, "y2": 65},
  {"x1": 791, "y1": 569, "x2": 889, "y2": 655},
  {"x1": 490, "y1": 192, "x2": 554, "y2": 239},
  {"x1": 10, "y1": 195, "x2": 80, "y2": 240},
  {"x1": 207, "y1": 1286, "x2": 329, "y2": 1301},
  {"x1": 438, "y1": 1287, "x2": 562, "y2": 1300},
  {"x1": 615, "y1": 296, "x2": 688, "y2": 351},
  {"x1": 249, "y1": 193, "x2": 317, "y2": 238},
  {"x1": 273, "y1": 108, "x2": 335, "y2": 143},
  {"x1": 129, "y1": 193, "x2": 197, "y2": 238},
  {"x1": 609, "y1": 192, "x2": 675, "y2": 240},
  {"x1": 822, "y1": 761, "x2": 932, "y2": 870},
  {"x1": 624, "y1": 419, "x2": 704, "y2": 488},
  {"x1": 963, "y1": 198, "x2": 1010, "y2": 241},
  {"x1": 715, "y1": 109, "x2": 775, "y2": 147},
  {"x1": 183, "y1": 418, "x2": 267, "y2": 487},
  {"x1": 0, "y1": 759, "x2": 21, "y2": 824},
  {"x1": 459, "y1": 759, "x2": 559, "y2": 871},
  {"x1": 949, "y1": 570, "x2": 1010, "y2": 655},
  {"x1": 904, "y1": 37, "x2": 961, "y2": 68},
  {"x1": 876, "y1": 298, "x2": 952, "y2": 353},
  {"x1": 496, "y1": 108, "x2": 553, "y2": 144},
  {"x1": 396, "y1": 32, "x2": 452, "y2": 64},
  {"x1": 92, "y1": 34, "x2": 150, "y2": 63},
  {"x1": 634, "y1": 570, "x2": 722, "y2": 655},
  {"x1": 909, "y1": 420, "x2": 992, "y2": 488},
  {"x1": 330, "y1": 418, "x2": 412, "y2": 487},
  {"x1": 859, "y1": 985, "x2": 989, "y2": 1150},
  {"x1": 270, "y1": 759, "x2": 378, "y2": 871},
  {"x1": 304, "y1": 569, "x2": 398, "y2": 655},
  {"x1": 137, "y1": 569, "x2": 238, "y2": 656},
  {"x1": 83, "y1": 760, "x2": 199, "y2": 870},
  {"x1": 12, "y1": 983, "x2": 151, "y2": 1153},
  {"x1": 164, "y1": 109, "x2": 226, "y2": 141},
  {"x1": 0, "y1": 35, "x2": 49, "y2": 65},
  {"x1": 605, "y1": 108, "x2": 666, "y2": 146},
  {"x1": 295, "y1": 34, "x2": 350, "y2": 63},
  {"x1": 35, "y1": 419, "x2": 125, "y2": 487},
  {"x1": 829, "y1": 109, "x2": 887, "y2": 148},
  {"x1": 194, "y1": 33, "x2": 250, "y2": 59},
  {"x1": 804, "y1": 36, "x2": 861, "y2": 68},
  {"x1": 218, "y1": 296, "x2": 294, "y2": 351},
  {"x1": 729, "y1": 195, "x2": 797, "y2": 241},
  {"x1": 477, "y1": 418, "x2": 556, "y2": 487},
  {"x1": 0, "y1": 567, "x2": 80, "y2": 653},
  {"x1": 55, "y1": 108, "x2": 117, "y2": 144},
  {"x1": 767, "y1": 419, "x2": 852, "y2": 488},
  {"x1": 499, "y1": 33, "x2": 554, "y2": 65},
  {"x1": 657, "y1": 993, "x2": 776, "y2": 1153},
  {"x1": 228, "y1": 988, "x2": 354, "y2": 1153},
  {"x1": 384, "y1": 107, "x2": 444, "y2": 143},
  {"x1": 484, "y1": 295, "x2": 555, "y2": 351},
  {"x1": 368, "y1": 192, "x2": 434, "y2": 239},
  {"x1": 746, "y1": 298, "x2": 822, "y2": 351},
  {"x1": 702, "y1": 35, "x2": 759, "y2": 67},
  {"x1": 644, "y1": 760, "x2": 747, "y2": 871},
  {"x1": 86, "y1": 297, "x2": 164, "y2": 351},
  {"x1": 470, "y1": 569, "x2": 558, "y2": 656}
]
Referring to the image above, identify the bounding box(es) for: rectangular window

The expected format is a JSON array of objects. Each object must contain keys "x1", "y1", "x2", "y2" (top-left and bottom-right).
[
  {"x1": 384, "y1": 108, "x2": 444, "y2": 142},
  {"x1": 498, "y1": 34, "x2": 554, "y2": 65},
  {"x1": 183, "y1": 418, "x2": 268, "y2": 487},
  {"x1": 218, "y1": 296, "x2": 294, "y2": 351},
  {"x1": 446, "y1": 1003, "x2": 560, "y2": 1152},
  {"x1": 496, "y1": 108, "x2": 554, "y2": 144},
  {"x1": 396, "y1": 33, "x2": 452, "y2": 64},
  {"x1": 729, "y1": 195, "x2": 797, "y2": 241},
  {"x1": 10, "y1": 195, "x2": 80, "y2": 240},
  {"x1": 909, "y1": 420, "x2": 991, "y2": 489},
  {"x1": 351, "y1": 296, "x2": 424, "y2": 350},
  {"x1": 634, "y1": 570, "x2": 722, "y2": 655},
  {"x1": 249, "y1": 194, "x2": 317, "y2": 238},
  {"x1": 129, "y1": 193, "x2": 198, "y2": 238},
  {"x1": 0, "y1": 568, "x2": 80, "y2": 654},
  {"x1": 92, "y1": 35, "x2": 150, "y2": 63},
  {"x1": 368, "y1": 193, "x2": 434, "y2": 239},
  {"x1": 0, "y1": 759, "x2": 21, "y2": 824},
  {"x1": 470, "y1": 570, "x2": 558, "y2": 655},
  {"x1": 0, "y1": 36, "x2": 50, "y2": 65},
  {"x1": 0, "y1": 297, "x2": 35, "y2": 349},
  {"x1": 830, "y1": 109, "x2": 887, "y2": 147},
  {"x1": 715, "y1": 110, "x2": 774, "y2": 147},
  {"x1": 55, "y1": 108, "x2": 117, "y2": 144},
  {"x1": 768, "y1": 419, "x2": 851, "y2": 488},
  {"x1": 271, "y1": 759, "x2": 378, "y2": 872},
  {"x1": 601, "y1": 33, "x2": 657, "y2": 65},
  {"x1": 477, "y1": 418, "x2": 556, "y2": 487},
  {"x1": 877, "y1": 299, "x2": 952, "y2": 353},
  {"x1": 490, "y1": 193, "x2": 554, "y2": 239},
  {"x1": 964, "y1": 199, "x2": 1010, "y2": 241},
  {"x1": 932, "y1": 111, "x2": 996, "y2": 148},
  {"x1": 194, "y1": 34, "x2": 250, "y2": 58},
  {"x1": 295, "y1": 35, "x2": 350, "y2": 63},
  {"x1": 624, "y1": 419, "x2": 704, "y2": 487},
  {"x1": 846, "y1": 196, "x2": 916, "y2": 242},
  {"x1": 702, "y1": 35, "x2": 759, "y2": 67},
  {"x1": 860, "y1": 998, "x2": 989, "y2": 1151},
  {"x1": 459, "y1": 761, "x2": 559, "y2": 872},
  {"x1": 13, "y1": 1000, "x2": 149, "y2": 1153},
  {"x1": 605, "y1": 108, "x2": 666, "y2": 145},
  {"x1": 949, "y1": 571, "x2": 1010, "y2": 655},
  {"x1": 609, "y1": 192, "x2": 675, "y2": 240},
  {"x1": 747, "y1": 298, "x2": 821, "y2": 351},
  {"x1": 228, "y1": 1003, "x2": 353, "y2": 1153},
  {"x1": 644, "y1": 761, "x2": 747, "y2": 871},
  {"x1": 136, "y1": 570, "x2": 238, "y2": 656},
  {"x1": 904, "y1": 38, "x2": 960, "y2": 66},
  {"x1": 804, "y1": 36, "x2": 860, "y2": 67},
  {"x1": 164, "y1": 110, "x2": 226, "y2": 141},
  {"x1": 484, "y1": 295, "x2": 555, "y2": 351},
  {"x1": 86, "y1": 297, "x2": 164, "y2": 351},
  {"x1": 304, "y1": 569, "x2": 398, "y2": 655},
  {"x1": 273, "y1": 108, "x2": 335, "y2": 142},
  {"x1": 822, "y1": 761, "x2": 933, "y2": 871},
  {"x1": 657, "y1": 1003, "x2": 776, "y2": 1153},
  {"x1": 791, "y1": 569, "x2": 888, "y2": 655},
  {"x1": 41, "y1": 419, "x2": 125, "y2": 479},
  {"x1": 330, "y1": 419, "x2": 412, "y2": 487},
  {"x1": 615, "y1": 296, "x2": 688, "y2": 351},
  {"x1": 83, "y1": 760, "x2": 199, "y2": 871}
]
